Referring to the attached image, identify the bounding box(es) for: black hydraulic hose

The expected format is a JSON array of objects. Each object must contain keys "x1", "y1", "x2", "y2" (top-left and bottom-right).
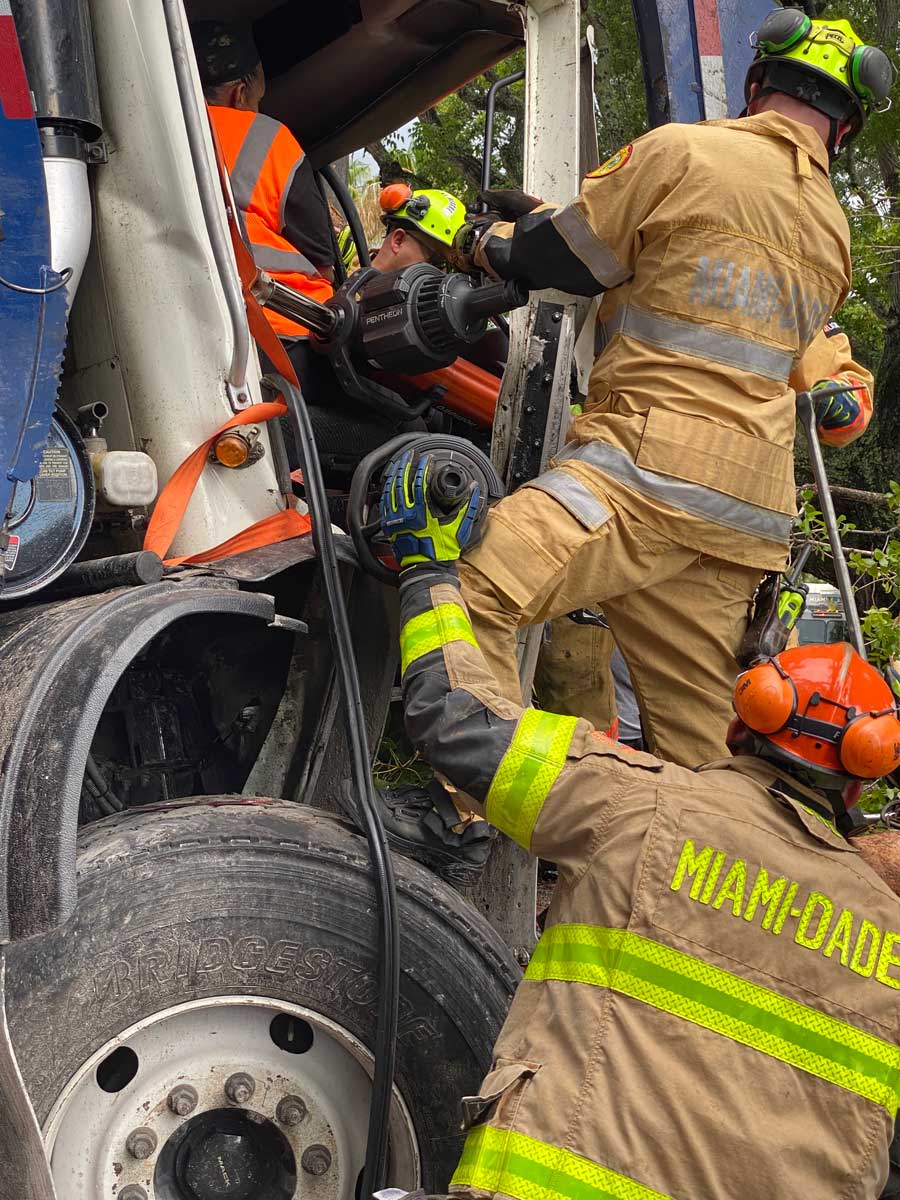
[
  {"x1": 86, "y1": 753, "x2": 124, "y2": 813},
  {"x1": 321, "y1": 163, "x2": 372, "y2": 270},
  {"x1": 315, "y1": 170, "x2": 347, "y2": 287},
  {"x1": 277, "y1": 375, "x2": 399, "y2": 1194}
]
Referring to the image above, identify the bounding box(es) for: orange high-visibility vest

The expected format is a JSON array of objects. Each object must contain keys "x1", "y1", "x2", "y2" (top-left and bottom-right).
[{"x1": 210, "y1": 105, "x2": 333, "y2": 337}]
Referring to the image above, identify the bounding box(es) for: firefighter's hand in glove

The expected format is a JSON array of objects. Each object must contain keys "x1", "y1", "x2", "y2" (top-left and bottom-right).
[
  {"x1": 450, "y1": 190, "x2": 543, "y2": 271},
  {"x1": 476, "y1": 188, "x2": 542, "y2": 221},
  {"x1": 380, "y1": 449, "x2": 482, "y2": 568},
  {"x1": 812, "y1": 378, "x2": 863, "y2": 435}
]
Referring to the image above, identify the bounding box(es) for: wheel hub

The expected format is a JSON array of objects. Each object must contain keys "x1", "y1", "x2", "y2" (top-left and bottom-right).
[
  {"x1": 161, "y1": 1109, "x2": 295, "y2": 1200},
  {"x1": 44, "y1": 997, "x2": 420, "y2": 1200}
]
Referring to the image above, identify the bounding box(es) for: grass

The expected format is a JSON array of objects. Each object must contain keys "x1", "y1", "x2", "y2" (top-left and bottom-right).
[{"x1": 373, "y1": 732, "x2": 434, "y2": 791}]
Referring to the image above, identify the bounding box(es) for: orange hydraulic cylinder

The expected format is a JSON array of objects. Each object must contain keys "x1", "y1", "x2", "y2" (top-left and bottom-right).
[{"x1": 411, "y1": 357, "x2": 500, "y2": 428}]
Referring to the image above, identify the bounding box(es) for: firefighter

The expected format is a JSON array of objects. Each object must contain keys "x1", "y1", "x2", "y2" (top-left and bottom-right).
[
  {"x1": 379, "y1": 444, "x2": 900, "y2": 1198},
  {"x1": 367, "y1": 188, "x2": 622, "y2": 878},
  {"x1": 371, "y1": 184, "x2": 468, "y2": 271},
  {"x1": 442, "y1": 13, "x2": 889, "y2": 778},
  {"x1": 190, "y1": 20, "x2": 336, "y2": 401}
]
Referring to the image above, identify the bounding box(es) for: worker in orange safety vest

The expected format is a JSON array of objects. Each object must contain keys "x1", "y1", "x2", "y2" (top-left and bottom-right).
[{"x1": 191, "y1": 20, "x2": 337, "y2": 403}]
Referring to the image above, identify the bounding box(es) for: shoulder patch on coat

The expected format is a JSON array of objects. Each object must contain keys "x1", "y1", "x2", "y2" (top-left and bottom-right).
[
  {"x1": 823, "y1": 318, "x2": 843, "y2": 339},
  {"x1": 588, "y1": 144, "x2": 633, "y2": 178}
]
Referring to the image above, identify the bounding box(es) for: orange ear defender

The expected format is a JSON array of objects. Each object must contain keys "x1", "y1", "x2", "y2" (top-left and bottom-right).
[
  {"x1": 733, "y1": 644, "x2": 900, "y2": 780},
  {"x1": 840, "y1": 713, "x2": 900, "y2": 779},
  {"x1": 380, "y1": 182, "x2": 412, "y2": 214},
  {"x1": 734, "y1": 659, "x2": 797, "y2": 734}
]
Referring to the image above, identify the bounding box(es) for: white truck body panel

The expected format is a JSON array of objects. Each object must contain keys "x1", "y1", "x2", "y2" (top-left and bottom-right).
[{"x1": 63, "y1": 0, "x2": 279, "y2": 558}]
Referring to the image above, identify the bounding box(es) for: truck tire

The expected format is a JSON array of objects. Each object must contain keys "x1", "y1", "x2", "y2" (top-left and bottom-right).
[{"x1": 6, "y1": 800, "x2": 520, "y2": 1200}]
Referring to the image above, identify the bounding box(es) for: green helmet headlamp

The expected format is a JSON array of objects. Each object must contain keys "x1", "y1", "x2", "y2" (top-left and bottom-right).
[{"x1": 746, "y1": 11, "x2": 895, "y2": 151}]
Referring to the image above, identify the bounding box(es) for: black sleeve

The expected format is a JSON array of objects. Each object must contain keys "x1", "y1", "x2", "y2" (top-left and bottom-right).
[
  {"x1": 482, "y1": 209, "x2": 608, "y2": 297},
  {"x1": 281, "y1": 157, "x2": 335, "y2": 274}
]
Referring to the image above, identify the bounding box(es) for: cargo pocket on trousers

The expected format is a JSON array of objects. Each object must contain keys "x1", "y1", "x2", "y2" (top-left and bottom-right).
[
  {"x1": 466, "y1": 469, "x2": 612, "y2": 613},
  {"x1": 459, "y1": 1059, "x2": 542, "y2": 1131}
]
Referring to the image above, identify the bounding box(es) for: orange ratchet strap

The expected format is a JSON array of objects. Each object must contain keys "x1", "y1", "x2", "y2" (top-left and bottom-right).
[{"x1": 144, "y1": 117, "x2": 311, "y2": 566}]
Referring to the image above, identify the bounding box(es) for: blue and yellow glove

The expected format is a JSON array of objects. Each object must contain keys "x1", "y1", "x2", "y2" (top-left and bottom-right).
[
  {"x1": 812, "y1": 378, "x2": 863, "y2": 434},
  {"x1": 380, "y1": 449, "x2": 482, "y2": 567}
]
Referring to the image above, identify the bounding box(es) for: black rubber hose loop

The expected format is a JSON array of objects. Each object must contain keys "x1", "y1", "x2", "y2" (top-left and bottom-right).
[{"x1": 277, "y1": 376, "x2": 399, "y2": 1196}]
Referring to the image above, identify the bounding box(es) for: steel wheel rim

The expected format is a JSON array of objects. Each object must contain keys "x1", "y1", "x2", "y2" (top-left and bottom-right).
[{"x1": 44, "y1": 995, "x2": 420, "y2": 1200}]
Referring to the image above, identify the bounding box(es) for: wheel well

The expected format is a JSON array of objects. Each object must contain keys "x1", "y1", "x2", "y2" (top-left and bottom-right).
[{"x1": 0, "y1": 582, "x2": 280, "y2": 942}]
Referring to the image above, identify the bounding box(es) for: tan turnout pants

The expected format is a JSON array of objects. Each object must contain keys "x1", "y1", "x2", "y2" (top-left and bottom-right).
[
  {"x1": 459, "y1": 474, "x2": 763, "y2": 768},
  {"x1": 534, "y1": 617, "x2": 617, "y2": 733}
]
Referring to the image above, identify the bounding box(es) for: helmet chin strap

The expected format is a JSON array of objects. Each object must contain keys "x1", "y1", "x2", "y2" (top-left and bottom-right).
[{"x1": 827, "y1": 116, "x2": 844, "y2": 161}]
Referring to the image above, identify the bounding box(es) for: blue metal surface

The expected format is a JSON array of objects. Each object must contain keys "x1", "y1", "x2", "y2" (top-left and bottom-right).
[
  {"x1": 718, "y1": 0, "x2": 775, "y2": 117},
  {"x1": 0, "y1": 6, "x2": 68, "y2": 535},
  {"x1": 632, "y1": 0, "x2": 776, "y2": 126}
]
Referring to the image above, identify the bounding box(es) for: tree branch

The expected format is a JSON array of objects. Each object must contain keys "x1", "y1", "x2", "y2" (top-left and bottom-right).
[
  {"x1": 363, "y1": 140, "x2": 428, "y2": 189},
  {"x1": 799, "y1": 483, "x2": 892, "y2": 506},
  {"x1": 845, "y1": 148, "x2": 877, "y2": 211}
]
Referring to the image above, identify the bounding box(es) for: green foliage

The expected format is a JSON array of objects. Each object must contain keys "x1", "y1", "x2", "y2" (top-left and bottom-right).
[
  {"x1": 797, "y1": 483, "x2": 900, "y2": 669},
  {"x1": 589, "y1": 0, "x2": 648, "y2": 157},
  {"x1": 384, "y1": 0, "x2": 647, "y2": 201},
  {"x1": 406, "y1": 52, "x2": 525, "y2": 199}
]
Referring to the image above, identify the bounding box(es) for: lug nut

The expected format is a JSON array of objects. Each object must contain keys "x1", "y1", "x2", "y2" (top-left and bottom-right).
[
  {"x1": 119, "y1": 1188, "x2": 148, "y2": 1200},
  {"x1": 275, "y1": 1095, "x2": 308, "y2": 1127},
  {"x1": 167, "y1": 1084, "x2": 199, "y2": 1116},
  {"x1": 224, "y1": 1072, "x2": 256, "y2": 1105},
  {"x1": 301, "y1": 1144, "x2": 332, "y2": 1176},
  {"x1": 125, "y1": 1126, "x2": 158, "y2": 1160}
]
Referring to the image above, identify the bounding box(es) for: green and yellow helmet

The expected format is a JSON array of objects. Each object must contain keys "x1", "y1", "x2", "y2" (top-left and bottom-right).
[
  {"x1": 745, "y1": 10, "x2": 894, "y2": 149},
  {"x1": 379, "y1": 183, "x2": 466, "y2": 252}
]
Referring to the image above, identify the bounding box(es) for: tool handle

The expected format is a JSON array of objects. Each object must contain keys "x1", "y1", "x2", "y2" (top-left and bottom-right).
[
  {"x1": 428, "y1": 461, "x2": 474, "y2": 514},
  {"x1": 796, "y1": 390, "x2": 867, "y2": 658}
]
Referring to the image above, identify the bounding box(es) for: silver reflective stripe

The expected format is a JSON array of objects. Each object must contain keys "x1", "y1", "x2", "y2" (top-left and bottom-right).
[
  {"x1": 606, "y1": 305, "x2": 794, "y2": 381},
  {"x1": 558, "y1": 441, "x2": 793, "y2": 543},
  {"x1": 277, "y1": 151, "x2": 306, "y2": 233},
  {"x1": 526, "y1": 469, "x2": 612, "y2": 531},
  {"x1": 251, "y1": 244, "x2": 318, "y2": 276},
  {"x1": 231, "y1": 113, "x2": 280, "y2": 210},
  {"x1": 552, "y1": 205, "x2": 630, "y2": 288}
]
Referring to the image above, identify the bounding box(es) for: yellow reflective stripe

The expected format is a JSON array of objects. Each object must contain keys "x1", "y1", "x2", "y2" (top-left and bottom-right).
[
  {"x1": 527, "y1": 925, "x2": 900, "y2": 1115},
  {"x1": 485, "y1": 710, "x2": 578, "y2": 850},
  {"x1": 452, "y1": 1122, "x2": 671, "y2": 1200},
  {"x1": 400, "y1": 603, "x2": 477, "y2": 676},
  {"x1": 796, "y1": 802, "x2": 837, "y2": 834}
]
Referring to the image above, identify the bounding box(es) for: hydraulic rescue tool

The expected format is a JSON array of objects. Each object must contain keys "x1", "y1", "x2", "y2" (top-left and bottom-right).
[
  {"x1": 738, "y1": 545, "x2": 812, "y2": 668},
  {"x1": 254, "y1": 263, "x2": 528, "y2": 421},
  {"x1": 255, "y1": 263, "x2": 523, "y2": 1193},
  {"x1": 348, "y1": 434, "x2": 503, "y2": 584},
  {"x1": 740, "y1": 383, "x2": 870, "y2": 669}
]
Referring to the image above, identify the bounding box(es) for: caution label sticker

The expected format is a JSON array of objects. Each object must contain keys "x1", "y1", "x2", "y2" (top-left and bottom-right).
[
  {"x1": 589, "y1": 144, "x2": 634, "y2": 178},
  {"x1": 3, "y1": 536, "x2": 20, "y2": 571}
]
